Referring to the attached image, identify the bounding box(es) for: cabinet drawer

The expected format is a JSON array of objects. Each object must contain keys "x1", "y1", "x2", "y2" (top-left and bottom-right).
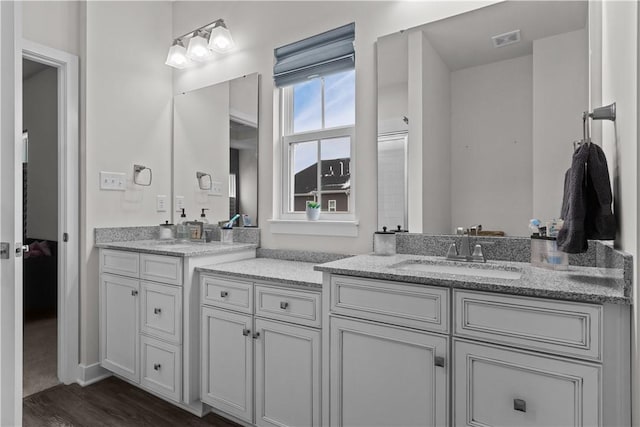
[
  {"x1": 140, "y1": 336, "x2": 182, "y2": 403},
  {"x1": 453, "y1": 339, "x2": 600, "y2": 426},
  {"x1": 255, "y1": 285, "x2": 321, "y2": 328},
  {"x1": 140, "y1": 281, "x2": 182, "y2": 344},
  {"x1": 201, "y1": 275, "x2": 253, "y2": 314},
  {"x1": 100, "y1": 249, "x2": 139, "y2": 277},
  {"x1": 330, "y1": 275, "x2": 449, "y2": 333},
  {"x1": 140, "y1": 254, "x2": 182, "y2": 286},
  {"x1": 454, "y1": 290, "x2": 602, "y2": 361}
]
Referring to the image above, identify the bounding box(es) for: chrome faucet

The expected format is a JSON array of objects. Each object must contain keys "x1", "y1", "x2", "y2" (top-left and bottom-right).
[{"x1": 446, "y1": 225, "x2": 486, "y2": 263}]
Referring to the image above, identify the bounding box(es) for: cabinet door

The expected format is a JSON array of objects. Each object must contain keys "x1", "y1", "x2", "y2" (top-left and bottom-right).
[
  {"x1": 255, "y1": 318, "x2": 321, "y2": 427},
  {"x1": 330, "y1": 316, "x2": 448, "y2": 427},
  {"x1": 100, "y1": 273, "x2": 140, "y2": 383},
  {"x1": 201, "y1": 306, "x2": 253, "y2": 423},
  {"x1": 453, "y1": 340, "x2": 601, "y2": 426}
]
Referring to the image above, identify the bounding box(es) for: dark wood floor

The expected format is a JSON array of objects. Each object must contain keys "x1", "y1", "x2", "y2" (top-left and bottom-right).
[{"x1": 23, "y1": 376, "x2": 242, "y2": 427}]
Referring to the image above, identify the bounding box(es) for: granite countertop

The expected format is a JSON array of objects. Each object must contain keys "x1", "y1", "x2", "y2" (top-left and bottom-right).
[
  {"x1": 197, "y1": 258, "x2": 323, "y2": 289},
  {"x1": 95, "y1": 239, "x2": 257, "y2": 257},
  {"x1": 314, "y1": 254, "x2": 631, "y2": 305}
]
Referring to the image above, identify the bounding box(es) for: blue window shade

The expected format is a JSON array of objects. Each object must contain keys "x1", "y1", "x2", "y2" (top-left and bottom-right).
[{"x1": 274, "y1": 22, "x2": 355, "y2": 88}]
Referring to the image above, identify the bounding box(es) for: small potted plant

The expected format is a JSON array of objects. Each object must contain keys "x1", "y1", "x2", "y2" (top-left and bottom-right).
[{"x1": 306, "y1": 201, "x2": 321, "y2": 221}]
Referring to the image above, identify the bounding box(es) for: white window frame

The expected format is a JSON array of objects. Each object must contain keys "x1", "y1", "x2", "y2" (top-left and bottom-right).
[{"x1": 278, "y1": 81, "x2": 357, "y2": 223}]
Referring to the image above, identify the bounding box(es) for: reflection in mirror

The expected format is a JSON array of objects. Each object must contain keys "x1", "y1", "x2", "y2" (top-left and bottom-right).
[
  {"x1": 377, "y1": 1, "x2": 588, "y2": 236},
  {"x1": 173, "y1": 73, "x2": 259, "y2": 226}
]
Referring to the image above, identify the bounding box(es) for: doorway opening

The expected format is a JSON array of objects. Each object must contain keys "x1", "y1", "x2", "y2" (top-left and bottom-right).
[{"x1": 22, "y1": 59, "x2": 60, "y2": 397}]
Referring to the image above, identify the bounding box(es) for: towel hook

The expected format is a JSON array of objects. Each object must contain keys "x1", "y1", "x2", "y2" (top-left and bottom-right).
[
  {"x1": 133, "y1": 164, "x2": 152, "y2": 186},
  {"x1": 576, "y1": 102, "x2": 616, "y2": 150}
]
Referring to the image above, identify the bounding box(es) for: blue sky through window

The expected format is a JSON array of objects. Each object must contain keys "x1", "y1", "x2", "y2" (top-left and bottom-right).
[{"x1": 292, "y1": 70, "x2": 354, "y2": 175}]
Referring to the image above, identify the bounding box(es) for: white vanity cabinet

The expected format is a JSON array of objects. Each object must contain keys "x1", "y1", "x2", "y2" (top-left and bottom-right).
[
  {"x1": 327, "y1": 275, "x2": 450, "y2": 427},
  {"x1": 100, "y1": 250, "x2": 183, "y2": 402},
  {"x1": 200, "y1": 273, "x2": 322, "y2": 427},
  {"x1": 99, "y1": 246, "x2": 256, "y2": 416},
  {"x1": 452, "y1": 289, "x2": 629, "y2": 427},
  {"x1": 323, "y1": 274, "x2": 631, "y2": 427}
]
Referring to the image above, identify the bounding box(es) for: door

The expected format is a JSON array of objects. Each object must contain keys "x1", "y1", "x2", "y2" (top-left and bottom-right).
[
  {"x1": 255, "y1": 318, "x2": 321, "y2": 427},
  {"x1": 453, "y1": 339, "x2": 600, "y2": 426},
  {"x1": 99, "y1": 273, "x2": 139, "y2": 382},
  {"x1": 201, "y1": 306, "x2": 253, "y2": 423},
  {"x1": 0, "y1": 2, "x2": 22, "y2": 424},
  {"x1": 330, "y1": 316, "x2": 448, "y2": 427}
]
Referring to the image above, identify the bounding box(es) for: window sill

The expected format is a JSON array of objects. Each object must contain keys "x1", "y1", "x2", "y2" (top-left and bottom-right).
[{"x1": 268, "y1": 219, "x2": 359, "y2": 237}]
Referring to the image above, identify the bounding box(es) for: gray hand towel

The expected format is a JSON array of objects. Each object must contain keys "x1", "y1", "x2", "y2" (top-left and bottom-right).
[{"x1": 558, "y1": 143, "x2": 616, "y2": 253}]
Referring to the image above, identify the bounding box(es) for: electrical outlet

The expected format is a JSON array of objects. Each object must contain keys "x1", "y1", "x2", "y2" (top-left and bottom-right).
[
  {"x1": 156, "y1": 195, "x2": 167, "y2": 212},
  {"x1": 209, "y1": 181, "x2": 223, "y2": 196},
  {"x1": 100, "y1": 171, "x2": 126, "y2": 191},
  {"x1": 175, "y1": 196, "x2": 184, "y2": 212}
]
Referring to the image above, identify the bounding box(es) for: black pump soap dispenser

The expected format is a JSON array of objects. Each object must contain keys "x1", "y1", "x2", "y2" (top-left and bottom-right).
[
  {"x1": 177, "y1": 209, "x2": 189, "y2": 241},
  {"x1": 200, "y1": 208, "x2": 209, "y2": 224}
]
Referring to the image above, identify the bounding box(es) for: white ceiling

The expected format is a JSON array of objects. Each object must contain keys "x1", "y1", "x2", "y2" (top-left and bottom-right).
[
  {"x1": 420, "y1": 1, "x2": 588, "y2": 71},
  {"x1": 377, "y1": 0, "x2": 588, "y2": 81}
]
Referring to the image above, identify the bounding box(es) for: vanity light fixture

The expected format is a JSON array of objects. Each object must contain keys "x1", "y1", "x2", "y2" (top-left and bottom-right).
[{"x1": 165, "y1": 18, "x2": 235, "y2": 69}]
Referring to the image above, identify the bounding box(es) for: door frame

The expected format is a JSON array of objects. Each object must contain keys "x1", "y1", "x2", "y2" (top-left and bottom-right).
[{"x1": 22, "y1": 39, "x2": 80, "y2": 385}]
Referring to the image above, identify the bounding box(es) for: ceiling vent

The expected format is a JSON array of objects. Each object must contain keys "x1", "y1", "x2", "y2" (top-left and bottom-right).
[{"x1": 491, "y1": 29, "x2": 521, "y2": 48}]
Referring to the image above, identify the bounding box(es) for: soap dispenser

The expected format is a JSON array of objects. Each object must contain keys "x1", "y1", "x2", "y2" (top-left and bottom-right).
[
  {"x1": 176, "y1": 209, "x2": 189, "y2": 241},
  {"x1": 200, "y1": 208, "x2": 209, "y2": 224}
]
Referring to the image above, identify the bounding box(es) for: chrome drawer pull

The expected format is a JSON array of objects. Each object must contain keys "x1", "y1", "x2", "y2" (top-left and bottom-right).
[
  {"x1": 131, "y1": 290, "x2": 138, "y2": 296},
  {"x1": 154, "y1": 308, "x2": 162, "y2": 315},
  {"x1": 434, "y1": 356, "x2": 445, "y2": 368},
  {"x1": 153, "y1": 363, "x2": 161, "y2": 371},
  {"x1": 220, "y1": 291, "x2": 229, "y2": 298},
  {"x1": 242, "y1": 328, "x2": 251, "y2": 336},
  {"x1": 280, "y1": 301, "x2": 289, "y2": 310},
  {"x1": 513, "y1": 399, "x2": 526, "y2": 413}
]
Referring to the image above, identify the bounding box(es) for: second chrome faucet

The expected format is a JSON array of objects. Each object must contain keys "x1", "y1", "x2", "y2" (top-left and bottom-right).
[{"x1": 446, "y1": 225, "x2": 486, "y2": 263}]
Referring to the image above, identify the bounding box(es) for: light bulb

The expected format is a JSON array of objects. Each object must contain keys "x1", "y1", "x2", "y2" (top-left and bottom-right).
[
  {"x1": 187, "y1": 31, "x2": 213, "y2": 62},
  {"x1": 208, "y1": 21, "x2": 235, "y2": 53},
  {"x1": 165, "y1": 40, "x2": 191, "y2": 69}
]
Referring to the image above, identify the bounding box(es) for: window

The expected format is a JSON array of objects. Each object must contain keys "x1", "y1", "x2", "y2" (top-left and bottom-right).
[{"x1": 283, "y1": 70, "x2": 355, "y2": 215}]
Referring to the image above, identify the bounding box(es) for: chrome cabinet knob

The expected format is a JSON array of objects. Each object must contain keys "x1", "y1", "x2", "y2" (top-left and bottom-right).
[
  {"x1": 252, "y1": 332, "x2": 261, "y2": 339},
  {"x1": 131, "y1": 290, "x2": 138, "y2": 296},
  {"x1": 280, "y1": 301, "x2": 289, "y2": 310},
  {"x1": 154, "y1": 308, "x2": 162, "y2": 315},
  {"x1": 220, "y1": 291, "x2": 229, "y2": 298},
  {"x1": 434, "y1": 356, "x2": 445, "y2": 368},
  {"x1": 153, "y1": 363, "x2": 161, "y2": 371},
  {"x1": 242, "y1": 328, "x2": 251, "y2": 336}
]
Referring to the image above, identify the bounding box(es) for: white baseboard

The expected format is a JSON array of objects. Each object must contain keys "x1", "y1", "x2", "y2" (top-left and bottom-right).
[{"x1": 77, "y1": 362, "x2": 111, "y2": 386}]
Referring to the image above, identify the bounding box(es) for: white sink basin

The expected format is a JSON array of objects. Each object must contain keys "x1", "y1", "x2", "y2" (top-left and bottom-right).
[{"x1": 393, "y1": 261, "x2": 523, "y2": 280}]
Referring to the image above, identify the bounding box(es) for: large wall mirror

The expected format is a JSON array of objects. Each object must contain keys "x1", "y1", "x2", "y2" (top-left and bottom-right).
[
  {"x1": 173, "y1": 73, "x2": 259, "y2": 226},
  {"x1": 377, "y1": 1, "x2": 588, "y2": 236}
]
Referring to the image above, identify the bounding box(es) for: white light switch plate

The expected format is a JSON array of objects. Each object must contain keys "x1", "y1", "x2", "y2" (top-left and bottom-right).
[
  {"x1": 156, "y1": 195, "x2": 167, "y2": 212},
  {"x1": 209, "y1": 181, "x2": 223, "y2": 196},
  {"x1": 175, "y1": 196, "x2": 184, "y2": 212},
  {"x1": 100, "y1": 171, "x2": 126, "y2": 191}
]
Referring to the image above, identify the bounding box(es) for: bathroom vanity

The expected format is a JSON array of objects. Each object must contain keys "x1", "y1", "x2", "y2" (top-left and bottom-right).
[
  {"x1": 96, "y1": 240, "x2": 256, "y2": 416},
  {"x1": 316, "y1": 254, "x2": 631, "y2": 427}
]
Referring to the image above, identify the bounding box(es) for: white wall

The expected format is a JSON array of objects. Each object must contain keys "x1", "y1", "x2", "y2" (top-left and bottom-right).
[
  {"x1": 22, "y1": 1, "x2": 82, "y2": 56},
  {"x1": 172, "y1": 1, "x2": 496, "y2": 252},
  {"x1": 83, "y1": 1, "x2": 173, "y2": 365},
  {"x1": 532, "y1": 29, "x2": 588, "y2": 223},
  {"x1": 421, "y1": 33, "x2": 451, "y2": 234},
  {"x1": 596, "y1": 1, "x2": 638, "y2": 423},
  {"x1": 23, "y1": 65, "x2": 58, "y2": 241},
  {"x1": 451, "y1": 55, "x2": 533, "y2": 236}
]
